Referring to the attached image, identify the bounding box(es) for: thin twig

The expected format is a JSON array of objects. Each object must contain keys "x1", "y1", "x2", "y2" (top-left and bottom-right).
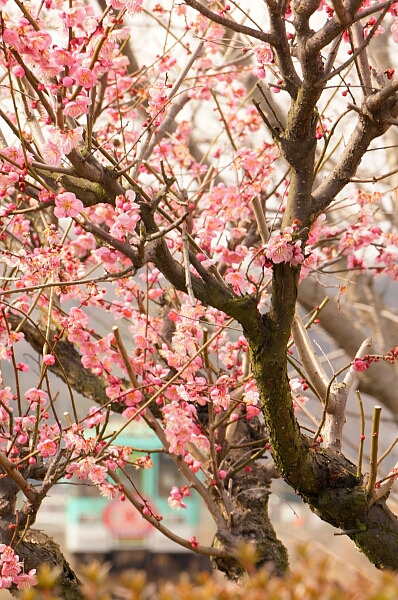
[
  {"x1": 182, "y1": 223, "x2": 196, "y2": 306},
  {"x1": 356, "y1": 390, "x2": 365, "y2": 479},
  {"x1": 112, "y1": 326, "x2": 139, "y2": 388},
  {"x1": 367, "y1": 406, "x2": 381, "y2": 497},
  {"x1": 109, "y1": 470, "x2": 230, "y2": 558}
]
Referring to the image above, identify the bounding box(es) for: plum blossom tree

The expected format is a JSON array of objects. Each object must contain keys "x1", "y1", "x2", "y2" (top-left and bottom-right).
[{"x1": 1, "y1": 0, "x2": 398, "y2": 596}]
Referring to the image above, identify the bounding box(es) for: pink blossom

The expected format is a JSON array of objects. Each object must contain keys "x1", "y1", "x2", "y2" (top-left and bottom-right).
[
  {"x1": 46, "y1": 126, "x2": 83, "y2": 155},
  {"x1": 0, "y1": 576, "x2": 12, "y2": 589},
  {"x1": 15, "y1": 569, "x2": 37, "y2": 590},
  {"x1": 147, "y1": 81, "x2": 169, "y2": 124},
  {"x1": 62, "y1": 76, "x2": 75, "y2": 87},
  {"x1": 290, "y1": 240, "x2": 305, "y2": 266},
  {"x1": 264, "y1": 236, "x2": 294, "y2": 264},
  {"x1": 88, "y1": 463, "x2": 108, "y2": 484},
  {"x1": 252, "y1": 65, "x2": 266, "y2": 79},
  {"x1": 63, "y1": 95, "x2": 92, "y2": 117},
  {"x1": 85, "y1": 406, "x2": 106, "y2": 428},
  {"x1": 225, "y1": 271, "x2": 246, "y2": 291},
  {"x1": 54, "y1": 192, "x2": 84, "y2": 219},
  {"x1": 353, "y1": 358, "x2": 370, "y2": 372},
  {"x1": 63, "y1": 6, "x2": 86, "y2": 26},
  {"x1": 12, "y1": 66, "x2": 25, "y2": 78},
  {"x1": 0, "y1": 387, "x2": 12, "y2": 404},
  {"x1": 125, "y1": 0, "x2": 143, "y2": 14},
  {"x1": 253, "y1": 43, "x2": 274, "y2": 64},
  {"x1": 43, "y1": 354, "x2": 55, "y2": 366},
  {"x1": 262, "y1": 227, "x2": 305, "y2": 266},
  {"x1": 25, "y1": 388, "x2": 47, "y2": 406},
  {"x1": 391, "y1": 18, "x2": 398, "y2": 43},
  {"x1": 41, "y1": 142, "x2": 61, "y2": 167},
  {"x1": 99, "y1": 482, "x2": 118, "y2": 499},
  {"x1": 2, "y1": 30, "x2": 18, "y2": 46},
  {"x1": 246, "y1": 405, "x2": 261, "y2": 419},
  {"x1": 110, "y1": 211, "x2": 140, "y2": 240},
  {"x1": 37, "y1": 439, "x2": 57, "y2": 458},
  {"x1": 168, "y1": 486, "x2": 187, "y2": 509},
  {"x1": 75, "y1": 67, "x2": 96, "y2": 89},
  {"x1": 52, "y1": 48, "x2": 74, "y2": 68},
  {"x1": 184, "y1": 453, "x2": 202, "y2": 473}
]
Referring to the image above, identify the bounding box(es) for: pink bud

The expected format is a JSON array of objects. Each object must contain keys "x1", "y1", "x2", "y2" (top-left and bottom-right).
[
  {"x1": 62, "y1": 76, "x2": 74, "y2": 87},
  {"x1": 218, "y1": 470, "x2": 227, "y2": 480},
  {"x1": 43, "y1": 354, "x2": 55, "y2": 366},
  {"x1": 12, "y1": 65, "x2": 25, "y2": 78}
]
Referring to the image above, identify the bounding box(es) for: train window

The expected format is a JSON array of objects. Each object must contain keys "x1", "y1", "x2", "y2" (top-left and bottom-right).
[{"x1": 158, "y1": 454, "x2": 187, "y2": 497}]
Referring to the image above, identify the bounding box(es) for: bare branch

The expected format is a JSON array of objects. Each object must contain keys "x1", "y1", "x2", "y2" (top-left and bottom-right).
[
  {"x1": 321, "y1": 338, "x2": 372, "y2": 451},
  {"x1": 350, "y1": 22, "x2": 372, "y2": 97},
  {"x1": 183, "y1": 0, "x2": 278, "y2": 46},
  {"x1": 251, "y1": 196, "x2": 269, "y2": 244},
  {"x1": 291, "y1": 312, "x2": 328, "y2": 402},
  {"x1": 366, "y1": 77, "x2": 398, "y2": 113},
  {"x1": 367, "y1": 406, "x2": 382, "y2": 497},
  {"x1": 331, "y1": 0, "x2": 350, "y2": 26}
]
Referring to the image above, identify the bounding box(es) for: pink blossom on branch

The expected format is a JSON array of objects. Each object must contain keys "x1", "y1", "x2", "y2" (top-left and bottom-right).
[
  {"x1": 261, "y1": 227, "x2": 306, "y2": 266},
  {"x1": 37, "y1": 438, "x2": 57, "y2": 458},
  {"x1": 352, "y1": 357, "x2": 370, "y2": 372},
  {"x1": 0, "y1": 546, "x2": 36, "y2": 590},
  {"x1": 74, "y1": 67, "x2": 96, "y2": 89},
  {"x1": 106, "y1": 0, "x2": 143, "y2": 13},
  {"x1": 54, "y1": 192, "x2": 84, "y2": 219},
  {"x1": 168, "y1": 486, "x2": 187, "y2": 509}
]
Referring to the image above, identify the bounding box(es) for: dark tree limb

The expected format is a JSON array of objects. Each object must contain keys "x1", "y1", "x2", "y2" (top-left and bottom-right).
[{"x1": 183, "y1": 0, "x2": 278, "y2": 46}]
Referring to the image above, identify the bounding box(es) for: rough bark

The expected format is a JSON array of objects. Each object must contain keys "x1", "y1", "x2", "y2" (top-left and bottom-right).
[
  {"x1": 211, "y1": 419, "x2": 288, "y2": 579},
  {"x1": 11, "y1": 530, "x2": 83, "y2": 600}
]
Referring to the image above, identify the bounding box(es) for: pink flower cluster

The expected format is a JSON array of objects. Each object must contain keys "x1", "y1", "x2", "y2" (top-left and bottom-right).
[
  {"x1": 42, "y1": 127, "x2": 84, "y2": 167},
  {"x1": 66, "y1": 456, "x2": 108, "y2": 485},
  {"x1": 252, "y1": 43, "x2": 274, "y2": 79},
  {"x1": 106, "y1": 0, "x2": 143, "y2": 14},
  {"x1": 261, "y1": 227, "x2": 305, "y2": 266},
  {"x1": 0, "y1": 545, "x2": 37, "y2": 590},
  {"x1": 352, "y1": 357, "x2": 370, "y2": 372},
  {"x1": 54, "y1": 192, "x2": 84, "y2": 219},
  {"x1": 109, "y1": 191, "x2": 141, "y2": 241},
  {"x1": 162, "y1": 399, "x2": 210, "y2": 459},
  {"x1": 147, "y1": 82, "x2": 170, "y2": 125},
  {"x1": 168, "y1": 485, "x2": 190, "y2": 510}
]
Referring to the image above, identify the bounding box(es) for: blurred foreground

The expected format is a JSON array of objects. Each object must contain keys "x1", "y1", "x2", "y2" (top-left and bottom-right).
[{"x1": 15, "y1": 544, "x2": 398, "y2": 600}]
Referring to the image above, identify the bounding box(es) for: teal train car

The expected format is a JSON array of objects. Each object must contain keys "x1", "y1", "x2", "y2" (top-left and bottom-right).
[{"x1": 64, "y1": 420, "x2": 213, "y2": 574}]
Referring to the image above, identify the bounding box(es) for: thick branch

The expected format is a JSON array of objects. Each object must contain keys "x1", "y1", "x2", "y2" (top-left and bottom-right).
[
  {"x1": 312, "y1": 106, "x2": 398, "y2": 214},
  {"x1": 13, "y1": 529, "x2": 83, "y2": 600},
  {"x1": 183, "y1": 0, "x2": 278, "y2": 46},
  {"x1": 307, "y1": 0, "x2": 381, "y2": 54}
]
